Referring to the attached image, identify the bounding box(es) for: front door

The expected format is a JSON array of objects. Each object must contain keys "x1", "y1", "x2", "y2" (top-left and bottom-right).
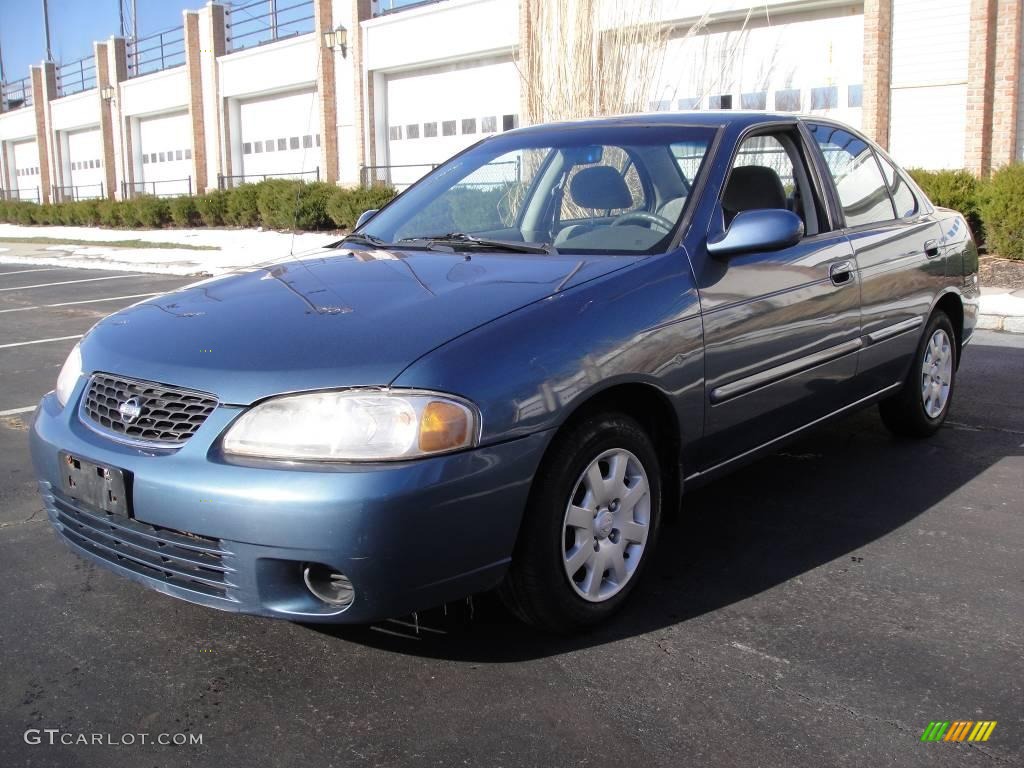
[{"x1": 692, "y1": 127, "x2": 862, "y2": 470}]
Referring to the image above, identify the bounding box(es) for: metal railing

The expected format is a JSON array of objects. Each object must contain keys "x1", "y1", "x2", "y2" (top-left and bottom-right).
[
  {"x1": 122, "y1": 177, "x2": 193, "y2": 199},
  {"x1": 57, "y1": 55, "x2": 98, "y2": 97},
  {"x1": 1, "y1": 76, "x2": 33, "y2": 112},
  {"x1": 227, "y1": 0, "x2": 315, "y2": 53},
  {"x1": 128, "y1": 24, "x2": 186, "y2": 78},
  {"x1": 218, "y1": 168, "x2": 320, "y2": 188},
  {"x1": 54, "y1": 183, "x2": 105, "y2": 202},
  {"x1": 0, "y1": 187, "x2": 41, "y2": 203},
  {"x1": 374, "y1": 0, "x2": 447, "y2": 15},
  {"x1": 360, "y1": 163, "x2": 437, "y2": 189}
]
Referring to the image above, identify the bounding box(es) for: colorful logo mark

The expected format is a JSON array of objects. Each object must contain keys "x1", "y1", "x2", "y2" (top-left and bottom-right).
[{"x1": 921, "y1": 721, "x2": 997, "y2": 742}]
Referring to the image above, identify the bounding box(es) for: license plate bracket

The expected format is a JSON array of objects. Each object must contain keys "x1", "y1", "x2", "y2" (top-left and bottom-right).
[{"x1": 59, "y1": 452, "x2": 131, "y2": 517}]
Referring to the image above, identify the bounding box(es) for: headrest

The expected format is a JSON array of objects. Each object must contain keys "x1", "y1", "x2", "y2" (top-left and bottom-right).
[
  {"x1": 570, "y1": 165, "x2": 633, "y2": 210},
  {"x1": 723, "y1": 165, "x2": 787, "y2": 214}
]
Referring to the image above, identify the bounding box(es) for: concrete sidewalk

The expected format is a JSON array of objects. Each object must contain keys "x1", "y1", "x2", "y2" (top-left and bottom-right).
[{"x1": 978, "y1": 288, "x2": 1024, "y2": 333}]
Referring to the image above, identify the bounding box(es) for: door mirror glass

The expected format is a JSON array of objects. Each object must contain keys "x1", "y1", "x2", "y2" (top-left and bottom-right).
[
  {"x1": 707, "y1": 209, "x2": 804, "y2": 257},
  {"x1": 355, "y1": 209, "x2": 378, "y2": 230}
]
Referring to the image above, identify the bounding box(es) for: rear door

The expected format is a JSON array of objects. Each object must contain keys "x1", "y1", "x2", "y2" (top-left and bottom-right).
[
  {"x1": 805, "y1": 122, "x2": 944, "y2": 396},
  {"x1": 694, "y1": 125, "x2": 862, "y2": 470}
]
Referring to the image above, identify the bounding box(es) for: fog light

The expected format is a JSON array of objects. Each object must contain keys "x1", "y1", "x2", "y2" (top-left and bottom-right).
[{"x1": 302, "y1": 563, "x2": 355, "y2": 608}]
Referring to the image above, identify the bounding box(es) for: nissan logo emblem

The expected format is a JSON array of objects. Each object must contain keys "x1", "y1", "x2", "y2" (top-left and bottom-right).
[{"x1": 118, "y1": 397, "x2": 142, "y2": 424}]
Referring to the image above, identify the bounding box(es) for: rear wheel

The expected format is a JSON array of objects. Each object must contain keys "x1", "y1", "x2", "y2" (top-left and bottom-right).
[
  {"x1": 879, "y1": 311, "x2": 957, "y2": 438},
  {"x1": 499, "y1": 413, "x2": 662, "y2": 632}
]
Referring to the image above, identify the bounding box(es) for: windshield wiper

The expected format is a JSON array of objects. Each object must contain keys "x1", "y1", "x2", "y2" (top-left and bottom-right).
[
  {"x1": 399, "y1": 232, "x2": 556, "y2": 255},
  {"x1": 335, "y1": 232, "x2": 391, "y2": 248}
]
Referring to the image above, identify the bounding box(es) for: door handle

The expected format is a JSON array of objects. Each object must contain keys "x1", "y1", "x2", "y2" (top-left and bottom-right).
[
  {"x1": 924, "y1": 239, "x2": 941, "y2": 258},
  {"x1": 829, "y1": 260, "x2": 854, "y2": 286}
]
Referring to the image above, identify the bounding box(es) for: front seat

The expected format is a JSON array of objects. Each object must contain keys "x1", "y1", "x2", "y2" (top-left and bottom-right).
[
  {"x1": 554, "y1": 165, "x2": 634, "y2": 246},
  {"x1": 722, "y1": 165, "x2": 787, "y2": 226}
]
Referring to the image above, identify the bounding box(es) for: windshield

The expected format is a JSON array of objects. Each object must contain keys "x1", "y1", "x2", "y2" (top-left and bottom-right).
[{"x1": 359, "y1": 124, "x2": 717, "y2": 255}]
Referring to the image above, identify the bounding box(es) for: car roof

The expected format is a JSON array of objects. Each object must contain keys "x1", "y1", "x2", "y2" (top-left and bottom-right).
[{"x1": 508, "y1": 110, "x2": 808, "y2": 136}]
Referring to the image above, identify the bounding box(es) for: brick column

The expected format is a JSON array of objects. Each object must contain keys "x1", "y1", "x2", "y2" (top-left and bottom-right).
[
  {"x1": 965, "y1": 0, "x2": 997, "y2": 175},
  {"x1": 991, "y1": 0, "x2": 1022, "y2": 167},
  {"x1": 348, "y1": 0, "x2": 372, "y2": 185},
  {"x1": 105, "y1": 37, "x2": 129, "y2": 198},
  {"x1": 184, "y1": 4, "x2": 227, "y2": 193},
  {"x1": 94, "y1": 41, "x2": 117, "y2": 200},
  {"x1": 862, "y1": 0, "x2": 892, "y2": 150},
  {"x1": 30, "y1": 62, "x2": 57, "y2": 203},
  {"x1": 315, "y1": 0, "x2": 339, "y2": 183}
]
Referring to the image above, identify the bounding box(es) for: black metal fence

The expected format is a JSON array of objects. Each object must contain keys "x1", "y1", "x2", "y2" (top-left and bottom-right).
[
  {"x1": 0, "y1": 187, "x2": 41, "y2": 203},
  {"x1": 128, "y1": 25, "x2": 186, "y2": 78},
  {"x1": 53, "y1": 183, "x2": 105, "y2": 202},
  {"x1": 0, "y1": 76, "x2": 33, "y2": 112},
  {"x1": 360, "y1": 163, "x2": 437, "y2": 189},
  {"x1": 122, "y1": 177, "x2": 193, "y2": 199},
  {"x1": 218, "y1": 168, "x2": 320, "y2": 188},
  {"x1": 226, "y1": 0, "x2": 315, "y2": 53},
  {"x1": 57, "y1": 55, "x2": 97, "y2": 97}
]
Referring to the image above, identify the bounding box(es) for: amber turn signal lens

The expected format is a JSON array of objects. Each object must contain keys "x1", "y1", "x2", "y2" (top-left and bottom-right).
[{"x1": 418, "y1": 400, "x2": 471, "y2": 453}]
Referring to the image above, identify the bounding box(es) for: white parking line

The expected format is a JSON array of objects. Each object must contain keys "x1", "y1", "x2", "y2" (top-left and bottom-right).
[
  {"x1": 0, "y1": 274, "x2": 138, "y2": 292},
  {"x1": 0, "y1": 405, "x2": 36, "y2": 417},
  {"x1": 0, "y1": 267, "x2": 62, "y2": 277},
  {"x1": 0, "y1": 334, "x2": 82, "y2": 350},
  {"x1": 0, "y1": 292, "x2": 163, "y2": 314}
]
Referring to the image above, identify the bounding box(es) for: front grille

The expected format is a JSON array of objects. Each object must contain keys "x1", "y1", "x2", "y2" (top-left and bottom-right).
[
  {"x1": 52, "y1": 494, "x2": 234, "y2": 599},
  {"x1": 82, "y1": 373, "x2": 218, "y2": 445}
]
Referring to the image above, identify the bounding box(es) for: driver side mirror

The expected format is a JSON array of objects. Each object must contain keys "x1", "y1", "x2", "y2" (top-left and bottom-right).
[
  {"x1": 706, "y1": 209, "x2": 804, "y2": 258},
  {"x1": 354, "y1": 209, "x2": 378, "y2": 230}
]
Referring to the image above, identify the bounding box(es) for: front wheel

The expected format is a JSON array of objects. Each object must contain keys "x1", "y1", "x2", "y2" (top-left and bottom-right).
[
  {"x1": 879, "y1": 311, "x2": 957, "y2": 438},
  {"x1": 499, "y1": 413, "x2": 662, "y2": 632}
]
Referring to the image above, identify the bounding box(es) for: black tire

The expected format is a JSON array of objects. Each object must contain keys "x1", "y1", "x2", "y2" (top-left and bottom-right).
[
  {"x1": 879, "y1": 311, "x2": 957, "y2": 438},
  {"x1": 499, "y1": 412, "x2": 662, "y2": 633}
]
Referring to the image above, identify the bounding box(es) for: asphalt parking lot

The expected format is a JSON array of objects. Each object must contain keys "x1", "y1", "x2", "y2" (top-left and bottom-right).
[{"x1": 0, "y1": 262, "x2": 1021, "y2": 767}]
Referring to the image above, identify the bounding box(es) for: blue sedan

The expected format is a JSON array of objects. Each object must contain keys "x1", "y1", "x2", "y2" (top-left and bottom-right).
[{"x1": 31, "y1": 112, "x2": 979, "y2": 631}]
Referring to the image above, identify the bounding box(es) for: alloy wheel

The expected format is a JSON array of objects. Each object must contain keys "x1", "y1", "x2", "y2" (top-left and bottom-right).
[{"x1": 921, "y1": 328, "x2": 953, "y2": 418}]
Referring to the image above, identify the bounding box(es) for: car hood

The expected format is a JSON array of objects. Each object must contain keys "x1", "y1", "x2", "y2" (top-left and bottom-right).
[{"x1": 80, "y1": 246, "x2": 639, "y2": 404}]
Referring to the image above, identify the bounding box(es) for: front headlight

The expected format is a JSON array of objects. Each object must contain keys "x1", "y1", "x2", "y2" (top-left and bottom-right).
[
  {"x1": 55, "y1": 343, "x2": 83, "y2": 407},
  {"x1": 221, "y1": 390, "x2": 480, "y2": 461}
]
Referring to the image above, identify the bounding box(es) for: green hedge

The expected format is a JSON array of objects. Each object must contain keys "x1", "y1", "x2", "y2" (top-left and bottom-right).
[
  {"x1": 0, "y1": 180, "x2": 397, "y2": 233},
  {"x1": 978, "y1": 164, "x2": 1024, "y2": 261}
]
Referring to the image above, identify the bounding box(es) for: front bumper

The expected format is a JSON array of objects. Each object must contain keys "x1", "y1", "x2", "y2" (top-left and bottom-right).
[{"x1": 31, "y1": 386, "x2": 550, "y2": 624}]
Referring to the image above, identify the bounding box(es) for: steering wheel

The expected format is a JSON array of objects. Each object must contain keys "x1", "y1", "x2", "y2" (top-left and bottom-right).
[{"x1": 610, "y1": 211, "x2": 675, "y2": 233}]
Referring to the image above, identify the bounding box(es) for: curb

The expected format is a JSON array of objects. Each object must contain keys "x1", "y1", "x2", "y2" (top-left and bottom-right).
[
  {"x1": 977, "y1": 314, "x2": 1024, "y2": 333},
  {"x1": 978, "y1": 291, "x2": 1024, "y2": 334}
]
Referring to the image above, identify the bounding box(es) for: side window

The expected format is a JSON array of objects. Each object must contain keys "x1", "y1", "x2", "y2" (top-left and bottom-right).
[
  {"x1": 560, "y1": 147, "x2": 645, "y2": 222},
  {"x1": 808, "y1": 124, "x2": 896, "y2": 227},
  {"x1": 878, "y1": 155, "x2": 919, "y2": 219}
]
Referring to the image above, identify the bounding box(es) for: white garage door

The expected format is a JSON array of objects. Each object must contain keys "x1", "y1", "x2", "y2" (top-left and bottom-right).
[
  {"x1": 138, "y1": 111, "x2": 193, "y2": 196},
  {"x1": 66, "y1": 127, "x2": 105, "y2": 199},
  {"x1": 12, "y1": 139, "x2": 41, "y2": 202},
  {"x1": 385, "y1": 57, "x2": 521, "y2": 189},
  {"x1": 238, "y1": 90, "x2": 321, "y2": 182},
  {"x1": 888, "y1": 0, "x2": 970, "y2": 169}
]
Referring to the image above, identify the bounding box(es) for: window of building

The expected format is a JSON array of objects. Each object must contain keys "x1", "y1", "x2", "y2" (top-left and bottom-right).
[
  {"x1": 462, "y1": 118, "x2": 477, "y2": 134},
  {"x1": 159, "y1": 152, "x2": 167, "y2": 162},
  {"x1": 502, "y1": 114, "x2": 518, "y2": 131},
  {"x1": 481, "y1": 116, "x2": 497, "y2": 133},
  {"x1": 808, "y1": 123, "x2": 895, "y2": 227},
  {"x1": 442, "y1": 120, "x2": 457, "y2": 136},
  {"x1": 175, "y1": 149, "x2": 183, "y2": 160},
  {"x1": 315, "y1": 134, "x2": 321, "y2": 147},
  {"x1": 277, "y1": 138, "x2": 287, "y2": 151},
  {"x1": 185, "y1": 148, "x2": 192, "y2": 159},
  {"x1": 254, "y1": 142, "x2": 263, "y2": 154},
  {"x1": 775, "y1": 89, "x2": 801, "y2": 111},
  {"x1": 741, "y1": 91, "x2": 767, "y2": 110},
  {"x1": 677, "y1": 97, "x2": 700, "y2": 110},
  {"x1": 264, "y1": 139, "x2": 274, "y2": 152},
  {"x1": 848, "y1": 84, "x2": 863, "y2": 108},
  {"x1": 141, "y1": 156, "x2": 148, "y2": 165},
  {"x1": 389, "y1": 126, "x2": 402, "y2": 141},
  {"x1": 242, "y1": 144, "x2": 251, "y2": 155},
  {"x1": 811, "y1": 86, "x2": 838, "y2": 110},
  {"x1": 289, "y1": 136, "x2": 300, "y2": 149},
  {"x1": 405, "y1": 124, "x2": 419, "y2": 139},
  {"x1": 709, "y1": 94, "x2": 733, "y2": 109},
  {"x1": 303, "y1": 134, "x2": 314, "y2": 148},
  {"x1": 423, "y1": 122, "x2": 438, "y2": 138}
]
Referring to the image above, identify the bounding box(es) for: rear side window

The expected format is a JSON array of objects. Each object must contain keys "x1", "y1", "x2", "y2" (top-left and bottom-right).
[
  {"x1": 808, "y1": 124, "x2": 895, "y2": 227},
  {"x1": 878, "y1": 155, "x2": 918, "y2": 218}
]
